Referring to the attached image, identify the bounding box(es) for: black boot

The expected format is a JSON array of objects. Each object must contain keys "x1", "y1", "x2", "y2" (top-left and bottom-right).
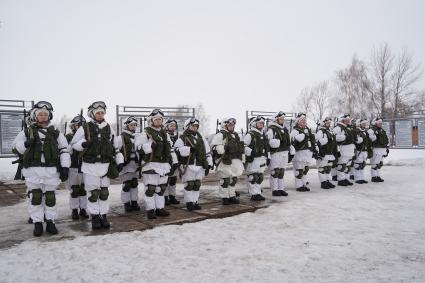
[
  {"x1": 355, "y1": 180, "x2": 364, "y2": 184},
  {"x1": 79, "y1": 209, "x2": 89, "y2": 219},
  {"x1": 222, "y1": 198, "x2": 230, "y2": 205},
  {"x1": 376, "y1": 176, "x2": 384, "y2": 182},
  {"x1": 33, "y1": 222, "x2": 43, "y2": 237},
  {"x1": 169, "y1": 195, "x2": 180, "y2": 204},
  {"x1": 28, "y1": 217, "x2": 33, "y2": 224},
  {"x1": 327, "y1": 181, "x2": 336, "y2": 188},
  {"x1": 147, "y1": 209, "x2": 156, "y2": 219},
  {"x1": 296, "y1": 186, "x2": 310, "y2": 192},
  {"x1": 371, "y1": 176, "x2": 378, "y2": 182},
  {"x1": 72, "y1": 209, "x2": 79, "y2": 220},
  {"x1": 100, "y1": 214, "x2": 110, "y2": 228},
  {"x1": 250, "y1": 194, "x2": 261, "y2": 201},
  {"x1": 164, "y1": 196, "x2": 171, "y2": 206},
  {"x1": 186, "y1": 202, "x2": 195, "y2": 211},
  {"x1": 346, "y1": 180, "x2": 354, "y2": 186},
  {"x1": 131, "y1": 201, "x2": 141, "y2": 211},
  {"x1": 321, "y1": 181, "x2": 330, "y2": 189},
  {"x1": 124, "y1": 202, "x2": 133, "y2": 212},
  {"x1": 229, "y1": 196, "x2": 240, "y2": 204},
  {"x1": 272, "y1": 190, "x2": 282, "y2": 196},
  {"x1": 91, "y1": 215, "x2": 102, "y2": 229},
  {"x1": 155, "y1": 208, "x2": 170, "y2": 216},
  {"x1": 350, "y1": 175, "x2": 354, "y2": 180},
  {"x1": 338, "y1": 180, "x2": 348, "y2": 186},
  {"x1": 46, "y1": 220, "x2": 58, "y2": 235},
  {"x1": 193, "y1": 203, "x2": 202, "y2": 210},
  {"x1": 280, "y1": 190, "x2": 288, "y2": 196}
]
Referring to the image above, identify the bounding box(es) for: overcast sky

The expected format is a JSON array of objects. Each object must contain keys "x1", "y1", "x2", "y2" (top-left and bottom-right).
[{"x1": 1, "y1": 0, "x2": 424, "y2": 132}]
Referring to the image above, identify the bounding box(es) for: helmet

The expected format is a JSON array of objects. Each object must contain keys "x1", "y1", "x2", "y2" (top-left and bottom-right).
[
  {"x1": 88, "y1": 101, "x2": 107, "y2": 119},
  {"x1": 184, "y1": 117, "x2": 200, "y2": 130},
  {"x1": 249, "y1": 116, "x2": 265, "y2": 129},
  {"x1": 31, "y1": 101, "x2": 54, "y2": 121},
  {"x1": 147, "y1": 109, "x2": 164, "y2": 126}
]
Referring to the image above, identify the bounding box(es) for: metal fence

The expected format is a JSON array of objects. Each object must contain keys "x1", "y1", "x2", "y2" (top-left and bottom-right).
[
  {"x1": 245, "y1": 110, "x2": 296, "y2": 133},
  {"x1": 0, "y1": 100, "x2": 34, "y2": 158},
  {"x1": 382, "y1": 117, "x2": 425, "y2": 148},
  {"x1": 115, "y1": 105, "x2": 195, "y2": 134}
]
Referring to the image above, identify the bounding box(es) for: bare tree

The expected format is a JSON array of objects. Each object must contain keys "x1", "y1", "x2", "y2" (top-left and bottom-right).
[
  {"x1": 177, "y1": 103, "x2": 210, "y2": 135},
  {"x1": 368, "y1": 43, "x2": 394, "y2": 116},
  {"x1": 389, "y1": 48, "x2": 422, "y2": 117},
  {"x1": 296, "y1": 87, "x2": 314, "y2": 115},
  {"x1": 310, "y1": 81, "x2": 330, "y2": 122},
  {"x1": 333, "y1": 55, "x2": 373, "y2": 118}
]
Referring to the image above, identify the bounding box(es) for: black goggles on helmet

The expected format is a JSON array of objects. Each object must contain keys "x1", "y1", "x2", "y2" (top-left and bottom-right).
[
  {"x1": 90, "y1": 101, "x2": 107, "y2": 109},
  {"x1": 275, "y1": 111, "x2": 286, "y2": 118},
  {"x1": 125, "y1": 116, "x2": 138, "y2": 125},
  {"x1": 34, "y1": 101, "x2": 53, "y2": 111},
  {"x1": 70, "y1": 115, "x2": 86, "y2": 124},
  {"x1": 189, "y1": 117, "x2": 200, "y2": 124},
  {"x1": 297, "y1": 112, "x2": 306, "y2": 118},
  {"x1": 150, "y1": 109, "x2": 164, "y2": 117},
  {"x1": 252, "y1": 116, "x2": 265, "y2": 123},
  {"x1": 165, "y1": 119, "x2": 177, "y2": 125},
  {"x1": 224, "y1": 118, "x2": 236, "y2": 124}
]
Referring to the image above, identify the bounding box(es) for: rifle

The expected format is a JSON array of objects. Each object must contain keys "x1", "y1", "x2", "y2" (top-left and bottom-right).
[
  {"x1": 13, "y1": 109, "x2": 27, "y2": 180},
  {"x1": 216, "y1": 119, "x2": 219, "y2": 134}
]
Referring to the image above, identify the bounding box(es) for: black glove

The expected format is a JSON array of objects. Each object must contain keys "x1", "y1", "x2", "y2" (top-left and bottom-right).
[
  {"x1": 205, "y1": 167, "x2": 210, "y2": 176},
  {"x1": 312, "y1": 151, "x2": 319, "y2": 160},
  {"x1": 81, "y1": 140, "x2": 93, "y2": 148},
  {"x1": 117, "y1": 163, "x2": 124, "y2": 172},
  {"x1": 288, "y1": 154, "x2": 294, "y2": 163},
  {"x1": 190, "y1": 147, "x2": 196, "y2": 153},
  {"x1": 24, "y1": 139, "x2": 35, "y2": 148},
  {"x1": 60, "y1": 167, "x2": 69, "y2": 182},
  {"x1": 266, "y1": 158, "x2": 271, "y2": 166}
]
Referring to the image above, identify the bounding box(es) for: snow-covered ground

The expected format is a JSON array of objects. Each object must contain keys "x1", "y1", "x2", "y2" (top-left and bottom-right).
[{"x1": 0, "y1": 149, "x2": 425, "y2": 282}]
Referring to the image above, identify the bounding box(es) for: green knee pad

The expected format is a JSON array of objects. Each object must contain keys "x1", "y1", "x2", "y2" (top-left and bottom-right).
[
  {"x1": 145, "y1": 185, "x2": 156, "y2": 197},
  {"x1": 131, "y1": 178, "x2": 139, "y2": 188},
  {"x1": 99, "y1": 187, "x2": 109, "y2": 201},
  {"x1": 88, "y1": 189, "x2": 100, "y2": 202},
  {"x1": 324, "y1": 166, "x2": 332, "y2": 174},
  {"x1": 168, "y1": 176, "x2": 177, "y2": 186},
  {"x1": 221, "y1": 178, "x2": 230, "y2": 188},
  {"x1": 44, "y1": 191, "x2": 56, "y2": 207},
  {"x1": 80, "y1": 184, "x2": 87, "y2": 196},
  {"x1": 230, "y1": 177, "x2": 238, "y2": 186},
  {"x1": 185, "y1": 181, "x2": 195, "y2": 191},
  {"x1": 193, "y1": 180, "x2": 201, "y2": 191},
  {"x1": 122, "y1": 181, "x2": 132, "y2": 192},
  {"x1": 70, "y1": 185, "x2": 80, "y2": 198},
  {"x1": 303, "y1": 166, "x2": 309, "y2": 176},
  {"x1": 158, "y1": 184, "x2": 167, "y2": 196},
  {"x1": 278, "y1": 168, "x2": 285, "y2": 179},
  {"x1": 295, "y1": 169, "x2": 303, "y2": 179},
  {"x1": 255, "y1": 173, "x2": 264, "y2": 184},
  {"x1": 30, "y1": 189, "x2": 43, "y2": 205}
]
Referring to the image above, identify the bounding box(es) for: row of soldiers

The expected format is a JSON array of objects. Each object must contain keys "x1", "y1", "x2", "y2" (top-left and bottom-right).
[{"x1": 12, "y1": 100, "x2": 389, "y2": 237}]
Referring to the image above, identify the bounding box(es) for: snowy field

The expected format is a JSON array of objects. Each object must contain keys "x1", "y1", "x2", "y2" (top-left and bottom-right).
[{"x1": 0, "y1": 149, "x2": 425, "y2": 282}]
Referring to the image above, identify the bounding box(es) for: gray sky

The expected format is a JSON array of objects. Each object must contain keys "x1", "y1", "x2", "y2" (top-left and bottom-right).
[{"x1": 1, "y1": 0, "x2": 424, "y2": 132}]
